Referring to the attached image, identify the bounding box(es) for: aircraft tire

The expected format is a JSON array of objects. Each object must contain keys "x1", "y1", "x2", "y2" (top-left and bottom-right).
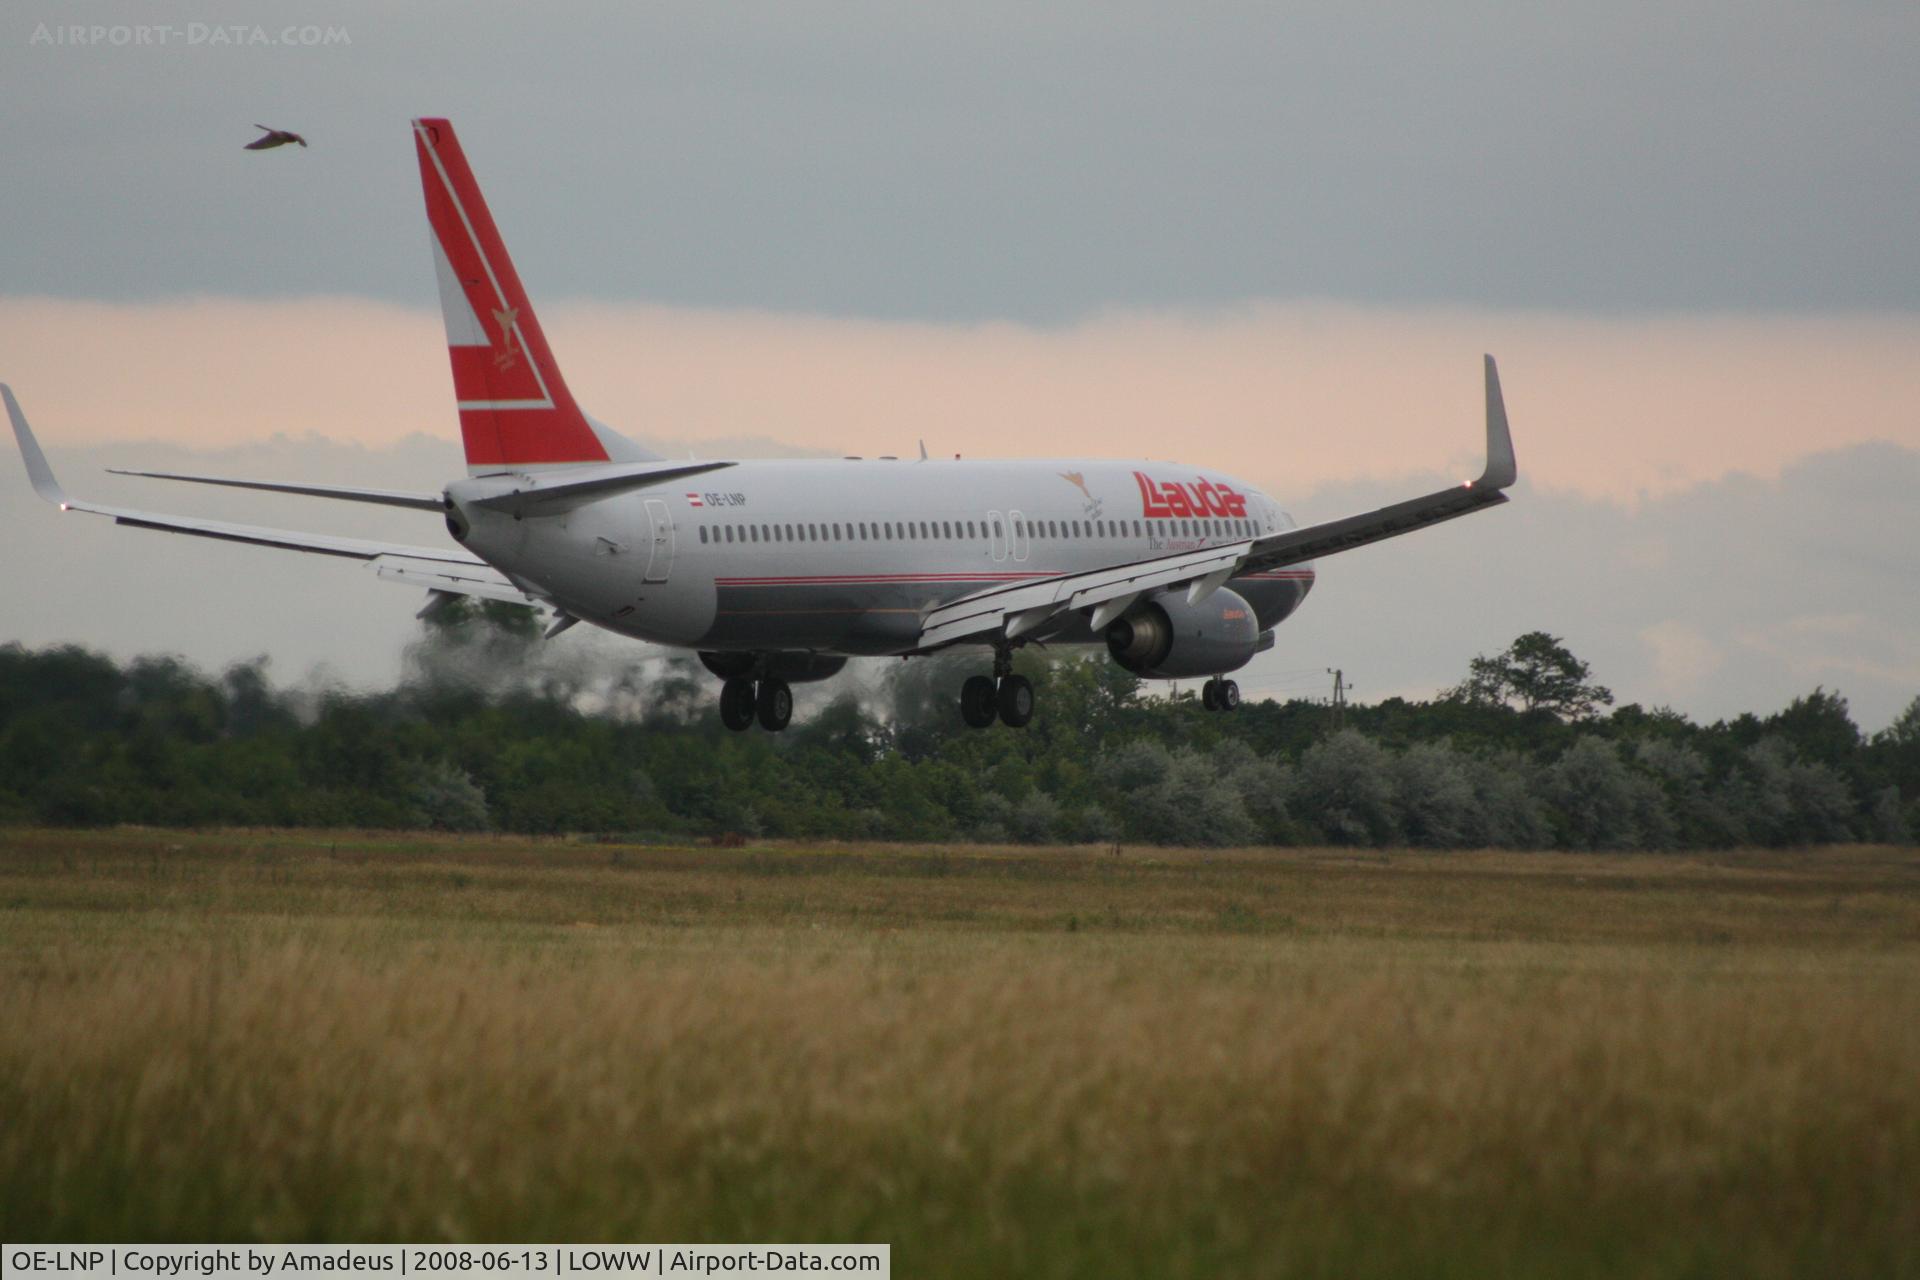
[
  {"x1": 756, "y1": 678, "x2": 793, "y2": 732},
  {"x1": 719, "y1": 678, "x2": 756, "y2": 731},
  {"x1": 1219, "y1": 679, "x2": 1240, "y2": 711},
  {"x1": 1202, "y1": 679, "x2": 1220, "y2": 711},
  {"x1": 960, "y1": 675, "x2": 998, "y2": 728},
  {"x1": 997, "y1": 674, "x2": 1034, "y2": 728}
]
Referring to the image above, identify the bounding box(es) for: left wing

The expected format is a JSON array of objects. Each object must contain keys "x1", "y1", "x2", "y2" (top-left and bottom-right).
[
  {"x1": 5, "y1": 384, "x2": 538, "y2": 608},
  {"x1": 917, "y1": 354, "x2": 1518, "y2": 650}
]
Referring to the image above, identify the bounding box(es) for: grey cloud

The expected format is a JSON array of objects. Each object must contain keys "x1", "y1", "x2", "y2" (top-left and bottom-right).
[{"x1": 2, "y1": 2, "x2": 1916, "y2": 319}]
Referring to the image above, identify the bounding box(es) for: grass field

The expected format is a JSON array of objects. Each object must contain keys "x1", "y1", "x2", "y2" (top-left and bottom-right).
[{"x1": 1, "y1": 829, "x2": 1916, "y2": 1276}]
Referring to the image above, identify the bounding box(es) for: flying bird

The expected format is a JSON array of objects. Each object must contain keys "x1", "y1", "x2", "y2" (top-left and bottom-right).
[{"x1": 244, "y1": 125, "x2": 307, "y2": 151}]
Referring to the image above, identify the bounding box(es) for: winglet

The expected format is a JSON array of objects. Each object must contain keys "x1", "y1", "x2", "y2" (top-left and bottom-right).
[
  {"x1": 3, "y1": 385, "x2": 72, "y2": 509},
  {"x1": 1474, "y1": 354, "x2": 1517, "y2": 491}
]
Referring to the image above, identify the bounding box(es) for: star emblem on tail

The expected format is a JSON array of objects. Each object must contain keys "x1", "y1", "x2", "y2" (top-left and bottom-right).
[{"x1": 491, "y1": 305, "x2": 521, "y2": 369}]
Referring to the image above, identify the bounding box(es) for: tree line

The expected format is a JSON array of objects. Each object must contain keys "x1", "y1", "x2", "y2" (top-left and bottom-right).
[{"x1": 0, "y1": 610, "x2": 1914, "y2": 849}]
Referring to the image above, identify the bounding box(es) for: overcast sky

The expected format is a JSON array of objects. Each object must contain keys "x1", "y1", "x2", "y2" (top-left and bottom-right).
[{"x1": 2, "y1": 2, "x2": 1916, "y2": 729}]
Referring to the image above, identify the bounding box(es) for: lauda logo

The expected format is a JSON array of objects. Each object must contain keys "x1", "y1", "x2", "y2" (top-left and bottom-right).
[{"x1": 1133, "y1": 471, "x2": 1248, "y2": 519}]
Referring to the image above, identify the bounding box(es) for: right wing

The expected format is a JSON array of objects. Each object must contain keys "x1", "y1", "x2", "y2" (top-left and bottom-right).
[
  {"x1": 1234, "y1": 353, "x2": 1515, "y2": 574},
  {"x1": 5, "y1": 384, "x2": 539, "y2": 609},
  {"x1": 917, "y1": 355, "x2": 1518, "y2": 650}
]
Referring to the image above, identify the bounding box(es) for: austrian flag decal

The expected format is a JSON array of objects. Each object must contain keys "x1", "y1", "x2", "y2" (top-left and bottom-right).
[{"x1": 685, "y1": 492, "x2": 704, "y2": 507}]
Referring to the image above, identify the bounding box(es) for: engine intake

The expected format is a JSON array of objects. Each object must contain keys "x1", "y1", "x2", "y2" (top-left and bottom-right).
[{"x1": 1105, "y1": 589, "x2": 1261, "y2": 679}]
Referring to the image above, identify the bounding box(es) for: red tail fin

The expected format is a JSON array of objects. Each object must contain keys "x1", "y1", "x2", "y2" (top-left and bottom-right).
[{"x1": 413, "y1": 117, "x2": 610, "y2": 472}]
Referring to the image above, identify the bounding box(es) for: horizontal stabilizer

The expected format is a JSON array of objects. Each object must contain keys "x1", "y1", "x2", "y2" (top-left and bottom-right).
[
  {"x1": 469, "y1": 459, "x2": 737, "y2": 517},
  {"x1": 5, "y1": 383, "x2": 484, "y2": 571},
  {"x1": 107, "y1": 468, "x2": 445, "y2": 512}
]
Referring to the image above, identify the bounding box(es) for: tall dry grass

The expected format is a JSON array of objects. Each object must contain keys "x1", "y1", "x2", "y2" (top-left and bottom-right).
[{"x1": 2, "y1": 831, "x2": 1916, "y2": 1277}]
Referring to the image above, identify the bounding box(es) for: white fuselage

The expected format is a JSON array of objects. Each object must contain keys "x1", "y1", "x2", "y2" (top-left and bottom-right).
[{"x1": 449, "y1": 457, "x2": 1315, "y2": 657}]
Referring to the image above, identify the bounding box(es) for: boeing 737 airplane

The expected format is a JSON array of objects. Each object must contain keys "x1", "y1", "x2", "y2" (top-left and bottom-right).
[{"x1": 5, "y1": 117, "x2": 1518, "y2": 731}]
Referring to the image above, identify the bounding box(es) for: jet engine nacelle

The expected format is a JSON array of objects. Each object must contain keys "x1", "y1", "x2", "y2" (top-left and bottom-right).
[
  {"x1": 698, "y1": 651, "x2": 849, "y2": 684},
  {"x1": 1104, "y1": 588, "x2": 1260, "y2": 679}
]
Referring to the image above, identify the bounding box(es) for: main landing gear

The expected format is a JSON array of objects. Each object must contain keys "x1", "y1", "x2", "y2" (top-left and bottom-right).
[
  {"x1": 960, "y1": 647, "x2": 1034, "y2": 729},
  {"x1": 719, "y1": 676, "x2": 792, "y2": 732},
  {"x1": 1201, "y1": 677, "x2": 1241, "y2": 712}
]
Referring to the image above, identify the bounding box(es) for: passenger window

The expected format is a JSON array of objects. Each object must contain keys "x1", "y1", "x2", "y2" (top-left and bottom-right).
[{"x1": 698, "y1": 527, "x2": 707, "y2": 544}]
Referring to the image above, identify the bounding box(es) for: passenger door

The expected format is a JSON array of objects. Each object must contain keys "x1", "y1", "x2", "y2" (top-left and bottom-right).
[{"x1": 642, "y1": 498, "x2": 674, "y2": 583}]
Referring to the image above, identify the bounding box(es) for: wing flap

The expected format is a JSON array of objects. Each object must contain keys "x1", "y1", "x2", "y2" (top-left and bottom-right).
[
  {"x1": 918, "y1": 541, "x2": 1250, "y2": 650},
  {"x1": 371, "y1": 554, "x2": 538, "y2": 606}
]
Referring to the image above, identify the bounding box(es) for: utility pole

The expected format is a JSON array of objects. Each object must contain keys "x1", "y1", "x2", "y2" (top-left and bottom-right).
[{"x1": 1327, "y1": 668, "x2": 1350, "y2": 733}]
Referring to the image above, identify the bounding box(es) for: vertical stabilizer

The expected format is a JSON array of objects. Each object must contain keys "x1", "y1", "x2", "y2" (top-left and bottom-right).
[{"x1": 413, "y1": 117, "x2": 655, "y2": 471}]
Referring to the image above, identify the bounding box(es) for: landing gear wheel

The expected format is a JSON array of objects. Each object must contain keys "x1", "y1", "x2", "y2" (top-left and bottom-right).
[
  {"x1": 719, "y1": 678, "x2": 756, "y2": 731},
  {"x1": 756, "y1": 678, "x2": 793, "y2": 732},
  {"x1": 1219, "y1": 679, "x2": 1241, "y2": 711},
  {"x1": 960, "y1": 675, "x2": 998, "y2": 729},
  {"x1": 997, "y1": 674, "x2": 1035, "y2": 728},
  {"x1": 1202, "y1": 679, "x2": 1221, "y2": 711}
]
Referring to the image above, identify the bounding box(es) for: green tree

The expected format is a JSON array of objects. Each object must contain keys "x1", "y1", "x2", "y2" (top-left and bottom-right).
[{"x1": 1450, "y1": 631, "x2": 1614, "y2": 722}]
